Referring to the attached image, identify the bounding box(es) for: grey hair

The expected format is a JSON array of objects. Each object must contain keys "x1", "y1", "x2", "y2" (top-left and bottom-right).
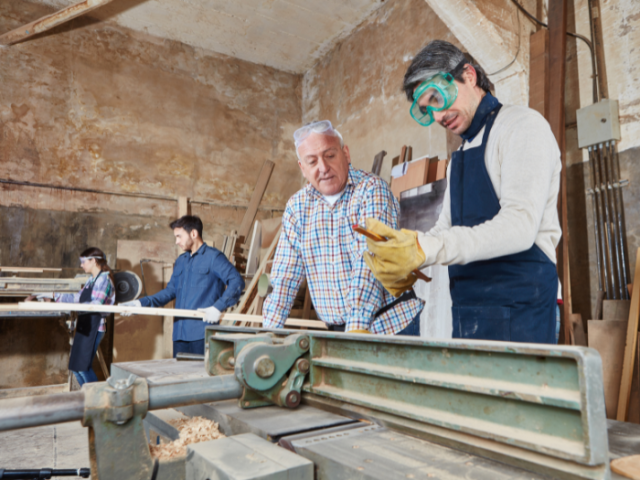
[
  {"x1": 403, "y1": 40, "x2": 494, "y2": 101},
  {"x1": 295, "y1": 124, "x2": 344, "y2": 160}
]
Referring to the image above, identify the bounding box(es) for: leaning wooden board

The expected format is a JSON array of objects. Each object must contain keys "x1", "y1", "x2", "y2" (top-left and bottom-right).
[
  {"x1": 611, "y1": 454, "x2": 640, "y2": 480},
  {"x1": 16, "y1": 303, "x2": 327, "y2": 329},
  {"x1": 618, "y1": 247, "x2": 640, "y2": 421}
]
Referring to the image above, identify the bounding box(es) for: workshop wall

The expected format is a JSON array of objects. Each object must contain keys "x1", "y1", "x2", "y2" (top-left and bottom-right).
[
  {"x1": 0, "y1": 0, "x2": 302, "y2": 224},
  {"x1": 301, "y1": 0, "x2": 459, "y2": 181},
  {"x1": 0, "y1": 1, "x2": 302, "y2": 387}
]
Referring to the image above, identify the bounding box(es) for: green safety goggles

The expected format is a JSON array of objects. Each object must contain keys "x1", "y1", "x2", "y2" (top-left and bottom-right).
[{"x1": 410, "y1": 72, "x2": 459, "y2": 127}]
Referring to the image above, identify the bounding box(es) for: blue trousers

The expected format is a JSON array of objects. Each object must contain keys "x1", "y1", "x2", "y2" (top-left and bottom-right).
[
  {"x1": 173, "y1": 340, "x2": 205, "y2": 358},
  {"x1": 72, "y1": 330, "x2": 105, "y2": 386}
]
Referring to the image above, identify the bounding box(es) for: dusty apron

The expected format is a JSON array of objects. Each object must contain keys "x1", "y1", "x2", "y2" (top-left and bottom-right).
[
  {"x1": 448, "y1": 94, "x2": 557, "y2": 343},
  {"x1": 68, "y1": 275, "x2": 103, "y2": 371}
]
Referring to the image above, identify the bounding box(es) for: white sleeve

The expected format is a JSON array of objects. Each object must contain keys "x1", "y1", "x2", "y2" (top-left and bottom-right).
[{"x1": 417, "y1": 113, "x2": 560, "y2": 266}]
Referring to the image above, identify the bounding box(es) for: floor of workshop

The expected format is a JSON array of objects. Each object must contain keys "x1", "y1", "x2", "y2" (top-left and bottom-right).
[{"x1": 0, "y1": 422, "x2": 90, "y2": 479}]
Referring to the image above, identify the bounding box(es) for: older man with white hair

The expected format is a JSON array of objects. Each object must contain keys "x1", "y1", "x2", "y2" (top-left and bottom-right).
[{"x1": 262, "y1": 121, "x2": 424, "y2": 334}]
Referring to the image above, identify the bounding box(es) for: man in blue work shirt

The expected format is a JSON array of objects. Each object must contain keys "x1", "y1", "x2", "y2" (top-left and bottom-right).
[{"x1": 121, "y1": 216, "x2": 244, "y2": 356}]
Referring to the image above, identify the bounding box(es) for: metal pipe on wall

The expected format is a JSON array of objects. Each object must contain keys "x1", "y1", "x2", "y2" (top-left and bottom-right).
[
  {"x1": 611, "y1": 141, "x2": 630, "y2": 297},
  {"x1": 588, "y1": 147, "x2": 605, "y2": 295},
  {"x1": 593, "y1": 144, "x2": 616, "y2": 298},
  {"x1": 602, "y1": 143, "x2": 625, "y2": 299}
]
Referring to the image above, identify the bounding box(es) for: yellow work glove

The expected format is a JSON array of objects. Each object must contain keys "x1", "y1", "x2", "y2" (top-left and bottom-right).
[
  {"x1": 346, "y1": 329, "x2": 372, "y2": 334},
  {"x1": 362, "y1": 218, "x2": 426, "y2": 298}
]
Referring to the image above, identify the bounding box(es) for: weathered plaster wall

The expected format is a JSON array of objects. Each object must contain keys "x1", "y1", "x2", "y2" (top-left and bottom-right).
[
  {"x1": 302, "y1": 0, "x2": 460, "y2": 181},
  {"x1": 0, "y1": 1, "x2": 302, "y2": 387},
  {"x1": 0, "y1": 1, "x2": 302, "y2": 221}
]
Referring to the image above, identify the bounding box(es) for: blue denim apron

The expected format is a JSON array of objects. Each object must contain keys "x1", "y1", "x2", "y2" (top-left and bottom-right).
[{"x1": 448, "y1": 94, "x2": 557, "y2": 343}]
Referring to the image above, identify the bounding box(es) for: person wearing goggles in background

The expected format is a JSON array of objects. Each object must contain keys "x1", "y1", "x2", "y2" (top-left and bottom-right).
[
  {"x1": 362, "y1": 40, "x2": 562, "y2": 344},
  {"x1": 26, "y1": 248, "x2": 115, "y2": 386},
  {"x1": 262, "y1": 120, "x2": 424, "y2": 335}
]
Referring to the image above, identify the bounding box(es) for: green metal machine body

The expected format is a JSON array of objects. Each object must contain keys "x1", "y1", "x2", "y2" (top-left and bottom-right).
[{"x1": 0, "y1": 326, "x2": 611, "y2": 480}]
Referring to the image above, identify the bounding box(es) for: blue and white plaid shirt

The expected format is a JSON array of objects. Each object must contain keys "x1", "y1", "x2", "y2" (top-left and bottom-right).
[{"x1": 263, "y1": 166, "x2": 424, "y2": 334}]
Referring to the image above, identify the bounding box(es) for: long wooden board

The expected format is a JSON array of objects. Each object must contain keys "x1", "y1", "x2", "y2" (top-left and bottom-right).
[
  {"x1": 617, "y1": 247, "x2": 640, "y2": 421},
  {"x1": 0, "y1": 267, "x2": 62, "y2": 273},
  {"x1": 16, "y1": 302, "x2": 326, "y2": 329},
  {"x1": 237, "y1": 160, "x2": 275, "y2": 239},
  {"x1": 0, "y1": 0, "x2": 114, "y2": 45}
]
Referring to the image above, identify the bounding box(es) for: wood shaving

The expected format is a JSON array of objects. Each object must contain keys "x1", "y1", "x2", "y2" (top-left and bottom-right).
[{"x1": 149, "y1": 416, "x2": 225, "y2": 459}]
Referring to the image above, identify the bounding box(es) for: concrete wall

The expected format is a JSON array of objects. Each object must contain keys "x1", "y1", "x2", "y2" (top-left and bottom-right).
[{"x1": 0, "y1": 1, "x2": 302, "y2": 387}]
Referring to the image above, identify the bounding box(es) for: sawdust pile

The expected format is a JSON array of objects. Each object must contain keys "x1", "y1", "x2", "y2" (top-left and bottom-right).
[{"x1": 149, "y1": 416, "x2": 225, "y2": 459}]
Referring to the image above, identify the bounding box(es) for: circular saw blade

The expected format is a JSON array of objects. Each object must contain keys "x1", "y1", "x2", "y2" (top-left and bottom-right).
[{"x1": 113, "y1": 271, "x2": 143, "y2": 303}]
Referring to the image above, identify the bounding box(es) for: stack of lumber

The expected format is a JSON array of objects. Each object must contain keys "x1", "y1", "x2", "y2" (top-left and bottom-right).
[{"x1": 588, "y1": 247, "x2": 640, "y2": 422}]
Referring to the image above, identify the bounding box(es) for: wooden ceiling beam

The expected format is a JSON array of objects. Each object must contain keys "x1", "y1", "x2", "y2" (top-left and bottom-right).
[{"x1": 0, "y1": 0, "x2": 114, "y2": 46}]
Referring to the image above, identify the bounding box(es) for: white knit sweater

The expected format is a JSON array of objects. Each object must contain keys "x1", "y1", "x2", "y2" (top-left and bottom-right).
[{"x1": 417, "y1": 104, "x2": 562, "y2": 266}]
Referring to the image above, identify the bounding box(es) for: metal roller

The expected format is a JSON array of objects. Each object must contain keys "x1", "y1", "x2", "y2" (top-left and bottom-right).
[{"x1": 0, "y1": 375, "x2": 243, "y2": 433}]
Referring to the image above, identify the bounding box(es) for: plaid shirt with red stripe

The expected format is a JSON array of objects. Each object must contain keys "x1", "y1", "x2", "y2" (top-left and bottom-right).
[{"x1": 263, "y1": 166, "x2": 423, "y2": 334}]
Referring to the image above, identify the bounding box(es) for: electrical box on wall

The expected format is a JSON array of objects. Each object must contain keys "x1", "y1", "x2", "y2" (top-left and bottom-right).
[{"x1": 576, "y1": 99, "x2": 621, "y2": 148}]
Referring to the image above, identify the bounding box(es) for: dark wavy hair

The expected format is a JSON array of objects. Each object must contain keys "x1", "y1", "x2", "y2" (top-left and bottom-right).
[
  {"x1": 403, "y1": 40, "x2": 494, "y2": 101},
  {"x1": 80, "y1": 247, "x2": 114, "y2": 284},
  {"x1": 170, "y1": 215, "x2": 203, "y2": 238}
]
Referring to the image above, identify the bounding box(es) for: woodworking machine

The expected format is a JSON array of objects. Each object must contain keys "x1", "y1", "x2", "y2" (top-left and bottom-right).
[{"x1": 0, "y1": 326, "x2": 629, "y2": 480}]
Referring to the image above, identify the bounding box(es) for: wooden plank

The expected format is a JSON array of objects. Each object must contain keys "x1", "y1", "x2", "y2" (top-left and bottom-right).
[
  {"x1": 237, "y1": 160, "x2": 275, "y2": 239},
  {"x1": 529, "y1": 29, "x2": 549, "y2": 118},
  {"x1": 603, "y1": 300, "x2": 631, "y2": 321},
  {"x1": 399, "y1": 146, "x2": 407, "y2": 165},
  {"x1": 611, "y1": 455, "x2": 640, "y2": 480},
  {"x1": 302, "y1": 285, "x2": 312, "y2": 320},
  {"x1": 19, "y1": 302, "x2": 206, "y2": 318},
  {"x1": 15, "y1": 303, "x2": 325, "y2": 329},
  {"x1": 234, "y1": 227, "x2": 281, "y2": 314},
  {"x1": 177, "y1": 196, "x2": 189, "y2": 217},
  {"x1": 547, "y1": 0, "x2": 570, "y2": 344},
  {"x1": 222, "y1": 313, "x2": 326, "y2": 330},
  {"x1": 0, "y1": 267, "x2": 62, "y2": 273},
  {"x1": 588, "y1": 320, "x2": 627, "y2": 418},
  {"x1": 618, "y1": 247, "x2": 640, "y2": 421},
  {"x1": 95, "y1": 345, "x2": 109, "y2": 379},
  {"x1": 371, "y1": 151, "x2": 387, "y2": 176},
  {"x1": 0, "y1": 0, "x2": 114, "y2": 46}
]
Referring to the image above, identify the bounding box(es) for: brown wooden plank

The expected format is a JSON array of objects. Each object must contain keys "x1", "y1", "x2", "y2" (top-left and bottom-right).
[
  {"x1": 529, "y1": 29, "x2": 549, "y2": 118},
  {"x1": 302, "y1": 285, "x2": 312, "y2": 320},
  {"x1": 237, "y1": 160, "x2": 275, "y2": 239},
  {"x1": 233, "y1": 227, "x2": 281, "y2": 314},
  {"x1": 618, "y1": 247, "x2": 640, "y2": 421},
  {"x1": 588, "y1": 319, "x2": 627, "y2": 418},
  {"x1": 371, "y1": 150, "x2": 387, "y2": 176},
  {"x1": 611, "y1": 455, "x2": 640, "y2": 480},
  {"x1": 547, "y1": 0, "x2": 570, "y2": 344},
  {"x1": 0, "y1": 0, "x2": 114, "y2": 46}
]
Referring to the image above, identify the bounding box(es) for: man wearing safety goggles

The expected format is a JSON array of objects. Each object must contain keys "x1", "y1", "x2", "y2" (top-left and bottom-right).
[
  {"x1": 363, "y1": 40, "x2": 562, "y2": 344},
  {"x1": 262, "y1": 120, "x2": 424, "y2": 335}
]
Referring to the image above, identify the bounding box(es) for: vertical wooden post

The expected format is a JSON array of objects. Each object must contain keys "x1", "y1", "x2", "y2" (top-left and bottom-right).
[
  {"x1": 547, "y1": 0, "x2": 570, "y2": 343},
  {"x1": 178, "y1": 196, "x2": 189, "y2": 218}
]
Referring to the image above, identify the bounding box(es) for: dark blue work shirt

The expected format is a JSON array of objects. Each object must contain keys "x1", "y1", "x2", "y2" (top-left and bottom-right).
[{"x1": 139, "y1": 243, "x2": 244, "y2": 341}]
